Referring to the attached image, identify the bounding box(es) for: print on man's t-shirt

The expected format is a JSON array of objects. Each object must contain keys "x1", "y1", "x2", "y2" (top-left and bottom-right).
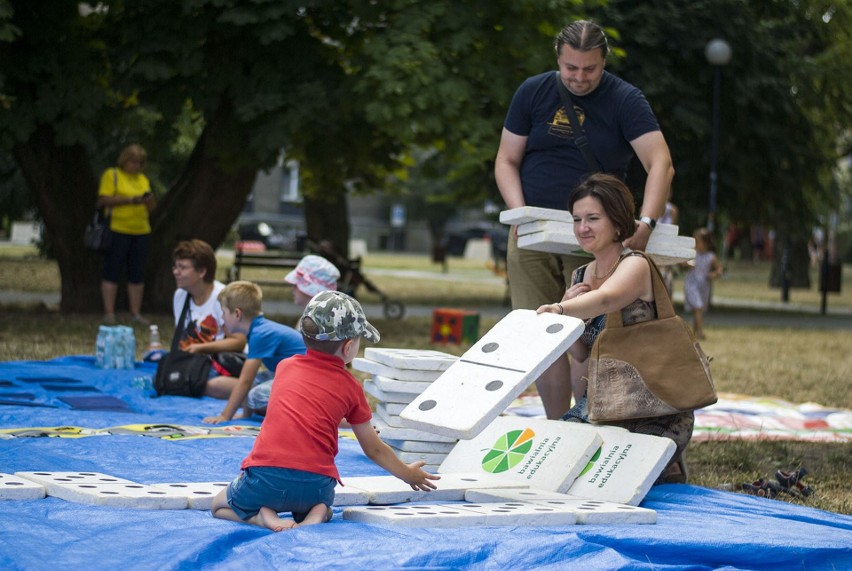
[{"x1": 548, "y1": 105, "x2": 585, "y2": 139}]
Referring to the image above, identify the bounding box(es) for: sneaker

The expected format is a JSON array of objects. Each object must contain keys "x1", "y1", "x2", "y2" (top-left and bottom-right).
[
  {"x1": 131, "y1": 314, "x2": 150, "y2": 325},
  {"x1": 103, "y1": 313, "x2": 117, "y2": 325}
]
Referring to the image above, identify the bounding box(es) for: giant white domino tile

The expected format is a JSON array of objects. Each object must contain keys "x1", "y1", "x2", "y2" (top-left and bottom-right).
[
  {"x1": 392, "y1": 450, "x2": 449, "y2": 466},
  {"x1": 501, "y1": 206, "x2": 695, "y2": 266},
  {"x1": 518, "y1": 229, "x2": 694, "y2": 266},
  {"x1": 363, "y1": 379, "x2": 416, "y2": 405},
  {"x1": 374, "y1": 403, "x2": 406, "y2": 428},
  {"x1": 438, "y1": 417, "x2": 601, "y2": 493},
  {"x1": 344, "y1": 501, "x2": 577, "y2": 528},
  {"x1": 565, "y1": 424, "x2": 676, "y2": 506},
  {"x1": 364, "y1": 348, "x2": 458, "y2": 372},
  {"x1": 343, "y1": 473, "x2": 527, "y2": 505},
  {"x1": 16, "y1": 472, "x2": 187, "y2": 509},
  {"x1": 500, "y1": 206, "x2": 573, "y2": 226},
  {"x1": 384, "y1": 439, "x2": 456, "y2": 454},
  {"x1": 150, "y1": 482, "x2": 229, "y2": 510},
  {"x1": 372, "y1": 417, "x2": 458, "y2": 444},
  {"x1": 333, "y1": 482, "x2": 372, "y2": 506},
  {"x1": 500, "y1": 206, "x2": 681, "y2": 234},
  {"x1": 372, "y1": 375, "x2": 433, "y2": 395},
  {"x1": 518, "y1": 227, "x2": 694, "y2": 267},
  {"x1": 0, "y1": 473, "x2": 46, "y2": 500},
  {"x1": 517, "y1": 218, "x2": 679, "y2": 238},
  {"x1": 352, "y1": 358, "x2": 444, "y2": 382},
  {"x1": 15, "y1": 471, "x2": 138, "y2": 486},
  {"x1": 380, "y1": 401, "x2": 409, "y2": 416},
  {"x1": 463, "y1": 488, "x2": 656, "y2": 524},
  {"x1": 400, "y1": 310, "x2": 585, "y2": 439}
]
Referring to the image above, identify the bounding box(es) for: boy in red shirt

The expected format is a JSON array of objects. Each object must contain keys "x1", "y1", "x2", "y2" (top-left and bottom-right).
[{"x1": 211, "y1": 291, "x2": 439, "y2": 531}]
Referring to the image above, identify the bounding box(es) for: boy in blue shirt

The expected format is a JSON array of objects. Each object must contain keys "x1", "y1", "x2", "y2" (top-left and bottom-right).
[{"x1": 203, "y1": 281, "x2": 306, "y2": 424}]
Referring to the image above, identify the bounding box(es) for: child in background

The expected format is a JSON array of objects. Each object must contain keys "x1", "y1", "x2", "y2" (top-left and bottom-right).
[
  {"x1": 202, "y1": 281, "x2": 306, "y2": 424},
  {"x1": 242, "y1": 254, "x2": 341, "y2": 416},
  {"x1": 683, "y1": 228, "x2": 724, "y2": 340},
  {"x1": 210, "y1": 291, "x2": 439, "y2": 531},
  {"x1": 284, "y1": 254, "x2": 340, "y2": 307}
]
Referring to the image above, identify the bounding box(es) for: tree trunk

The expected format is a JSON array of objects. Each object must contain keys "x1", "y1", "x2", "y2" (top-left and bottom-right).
[
  {"x1": 769, "y1": 229, "x2": 811, "y2": 292},
  {"x1": 15, "y1": 100, "x2": 260, "y2": 315},
  {"x1": 146, "y1": 99, "x2": 259, "y2": 312},
  {"x1": 13, "y1": 125, "x2": 103, "y2": 313},
  {"x1": 303, "y1": 191, "x2": 351, "y2": 259}
]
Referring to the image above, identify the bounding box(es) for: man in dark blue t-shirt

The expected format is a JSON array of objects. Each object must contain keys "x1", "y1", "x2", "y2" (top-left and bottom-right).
[{"x1": 494, "y1": 20, "x2": 674, "y2": 419}]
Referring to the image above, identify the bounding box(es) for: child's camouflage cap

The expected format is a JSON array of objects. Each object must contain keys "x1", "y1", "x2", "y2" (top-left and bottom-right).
[{"x1": 299, "y1": 290, "x2": 380, "y2": 342}]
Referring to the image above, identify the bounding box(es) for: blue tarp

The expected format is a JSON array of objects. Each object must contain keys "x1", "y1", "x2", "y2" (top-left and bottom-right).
[{"x1": 1, "y1": 357, "x2": 850, "y2": 571}]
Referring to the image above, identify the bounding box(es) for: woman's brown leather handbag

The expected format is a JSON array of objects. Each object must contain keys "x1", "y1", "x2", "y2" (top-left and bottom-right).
[{"x1": 587, "y1": 252, "x2": 717, "y2": 422}]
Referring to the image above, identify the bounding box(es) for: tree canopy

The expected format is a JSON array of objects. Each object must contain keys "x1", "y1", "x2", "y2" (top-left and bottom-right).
[{"x1": 0, "y1": 0, "x2": 849, "y2": 311}]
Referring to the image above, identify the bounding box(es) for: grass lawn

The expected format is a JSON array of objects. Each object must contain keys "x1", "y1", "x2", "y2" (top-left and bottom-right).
[{"x1": 0, "y1": 245, "x2": 850, "y2": 514}]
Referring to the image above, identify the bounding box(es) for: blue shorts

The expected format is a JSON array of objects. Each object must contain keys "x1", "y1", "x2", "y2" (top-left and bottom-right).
[
  {"x1": 246, "y1": 370, "x2": 275, "y2": 412},
  {"x1": 226, "y1": 466, "x2": 336, "y2": 522}
]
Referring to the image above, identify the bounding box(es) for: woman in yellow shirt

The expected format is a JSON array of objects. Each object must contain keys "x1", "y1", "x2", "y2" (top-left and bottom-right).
[{"x1": 97, "y1": 144, "x2": 156, "y2": 324}]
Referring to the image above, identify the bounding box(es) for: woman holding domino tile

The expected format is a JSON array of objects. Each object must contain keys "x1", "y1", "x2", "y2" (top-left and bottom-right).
[{"x1": 536, "y1": 173, "x2": 692, "y2": 485}]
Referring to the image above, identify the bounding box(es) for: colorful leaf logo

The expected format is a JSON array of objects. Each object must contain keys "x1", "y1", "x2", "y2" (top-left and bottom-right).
[
  {"x1": 481, "y1": 428, "x2": 535, "y2": 473},
  {"x1": 577, "y1": 445, "x2": 603, "y2": 477}
]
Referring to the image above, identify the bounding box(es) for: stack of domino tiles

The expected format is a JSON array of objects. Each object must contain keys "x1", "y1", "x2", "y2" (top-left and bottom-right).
[
  {"x1": 500, "y1": 206, "x2": 695, "y2": 266},
  {"x1": 352, "y1": 348, "x2": 460, "y2": 472}
]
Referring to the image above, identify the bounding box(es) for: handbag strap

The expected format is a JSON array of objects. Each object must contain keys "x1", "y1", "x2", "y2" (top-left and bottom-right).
[
  {"x1": 171, "y1": 294, "x2": 192, "y2": 352},
  {"x1": 554, "y1": 72, "x2": 603, "y2": 173},
  {"x1": 96, "y1": 168, "x2": 119, "y2": 219},
  {"x1": 604, "y1": 251, "x2": 676, "y2": 328}
]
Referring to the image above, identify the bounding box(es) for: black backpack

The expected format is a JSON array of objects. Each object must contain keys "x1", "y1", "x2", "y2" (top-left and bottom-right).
[{"x1": 153, "y1": 350, "x2": 211, "y2": 397}]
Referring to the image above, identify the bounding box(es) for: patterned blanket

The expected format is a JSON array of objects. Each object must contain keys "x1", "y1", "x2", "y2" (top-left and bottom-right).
[{"x1": 506, "y1": 392, "x2": 852, "y2": 443}]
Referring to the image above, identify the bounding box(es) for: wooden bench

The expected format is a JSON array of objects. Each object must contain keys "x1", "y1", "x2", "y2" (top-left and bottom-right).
[{"x1": 228, "y1": 249, "x2": 305, "y2": 285}]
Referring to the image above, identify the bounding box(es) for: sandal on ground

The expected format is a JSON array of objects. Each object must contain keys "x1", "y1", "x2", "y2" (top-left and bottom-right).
[
  {"x1": 775, "y1": 468, "x2": 813, "y2": 497},
  {"x1": 741, "y1": 479, "x2": 780, "y2": 498},
  {"x1": 775, "y1": 468, "x2": 807, "y2": 489}
]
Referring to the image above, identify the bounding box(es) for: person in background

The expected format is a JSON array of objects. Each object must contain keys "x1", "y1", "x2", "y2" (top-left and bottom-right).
[
  {"x1": 171, "y1": 239, "x2": 247, "y2": 397},
  {"x1": 536, "y1": 173, "x2": 693, "y2": 484},
  {"x1": 237, "y1": 254, "x2": 341, "y2": 417},
  {"x1": 683, "y1": 228, "x2": 724, "y2": 340},
  {"x1": 284, "y1": 254, "x2": 340, "y2": 307},
  {"x1": 495, "y1": 20, "x2": 674, "y2": 419},
  {"x1": 98, "y1": 144, "x2": 156, "y2": 325},
  {"x1": 202, "y1": 281, "x2": 305, "y2": 424}
]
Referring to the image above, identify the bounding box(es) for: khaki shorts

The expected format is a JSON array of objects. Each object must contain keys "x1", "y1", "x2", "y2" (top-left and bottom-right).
[{"x1": 507, "y1": 233, "x2": 588, "y2": 310}]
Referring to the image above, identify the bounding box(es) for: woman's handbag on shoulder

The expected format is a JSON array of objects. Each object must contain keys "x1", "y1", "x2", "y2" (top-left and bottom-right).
[
  {"x1": 586, "y1": 252, "x2": 717, "y2": 422},
  {"x1": 84, "y1": 168, "x2": 118, "y2": 253},
  {"x1": 83, "y1": 208, "x2": 112, "y2": 253}
]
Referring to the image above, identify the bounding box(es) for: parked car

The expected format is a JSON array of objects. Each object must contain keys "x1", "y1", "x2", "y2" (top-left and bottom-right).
[
  {"x1": 237, "y1": 221, "x2": 306, "y2": 251},
  {"x1": 444, "y1": 222, "x2": 509, "y2": 261}
]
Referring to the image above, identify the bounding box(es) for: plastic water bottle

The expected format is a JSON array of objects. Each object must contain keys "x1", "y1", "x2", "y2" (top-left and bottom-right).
[
  {"x1": 132, "y1": 375, "x2": 154, "y2": 394},
  {"x1": 143, "y1": 324, "x2": 167, "y2": 362},
  {"x1": 111, "y1": 325, "x2": 135, "y2": 369},
  {"x1": 95, "y1": 325, "x2": 109, "y2": 368}
]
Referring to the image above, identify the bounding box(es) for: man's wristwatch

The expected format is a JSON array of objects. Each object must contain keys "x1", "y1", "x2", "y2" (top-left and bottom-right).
[{"x1": 639, "y1": 216, "x2": 657, "y2": 231}]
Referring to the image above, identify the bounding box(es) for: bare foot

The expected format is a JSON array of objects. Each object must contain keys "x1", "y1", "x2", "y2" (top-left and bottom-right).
[
  {"x1": 252, "y1": 506, "x2": 296, "y2": 532},
  {"x1": 295, "y1": 504, "x2": 332, "y2": 527}
]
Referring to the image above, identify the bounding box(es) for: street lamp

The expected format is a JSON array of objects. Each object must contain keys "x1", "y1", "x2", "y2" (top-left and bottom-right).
[{"x1": 705, "y1": 38, "x2": 732, "y2": 231}]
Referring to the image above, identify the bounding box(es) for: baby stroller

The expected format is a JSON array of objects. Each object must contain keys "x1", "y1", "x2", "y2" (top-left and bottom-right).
[{"x1": 309, "y1": 239, "x2": 405, "y2": 320}]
